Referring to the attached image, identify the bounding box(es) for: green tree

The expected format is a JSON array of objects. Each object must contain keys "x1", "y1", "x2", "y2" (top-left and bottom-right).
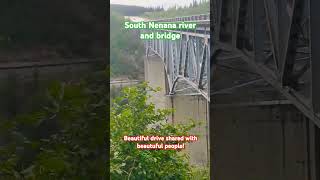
[
  {"x1": 0, "y1": 71, "x2": 108, "y2": 179},
  {"x1": 110, "y1": 83, "x2": 202, "y2": 179}
]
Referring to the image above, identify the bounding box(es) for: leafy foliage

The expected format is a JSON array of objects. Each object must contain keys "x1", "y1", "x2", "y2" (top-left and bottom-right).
[
  {"x1": 110, "y1": 83, "x2": 207, "y2": 179},
  {"x1": 0, "y1": 71, "x2": 108, "y2": 179}
]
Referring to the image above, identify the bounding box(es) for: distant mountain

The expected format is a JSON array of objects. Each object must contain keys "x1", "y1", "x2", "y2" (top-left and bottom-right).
[{"x1": 110, "y1": 4, "x2": 162, "y2": 16}]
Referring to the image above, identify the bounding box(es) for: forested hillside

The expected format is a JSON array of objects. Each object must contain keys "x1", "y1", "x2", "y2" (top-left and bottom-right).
[
  {"x1": 110, "y1": 10, "x2": 145, "y2": 79},
  {"x1": 144, "y1": 0, "x2": 209, "y2": 19},
  {"x1": 110, "y1": 4, "x2": 163, "y2": 16}
]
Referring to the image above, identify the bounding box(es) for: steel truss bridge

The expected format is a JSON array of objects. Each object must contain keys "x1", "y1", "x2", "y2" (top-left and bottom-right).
[
  {"x1": 143, "y1": 14, "x2": 211, "y2": 100},
  {"x1": 211, "y1": 0, "x2": 320, "y2": 127}
]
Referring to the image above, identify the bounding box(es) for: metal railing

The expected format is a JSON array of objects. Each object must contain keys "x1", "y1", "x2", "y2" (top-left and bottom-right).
[{"x1": 151, "y1": 13, "x2": 210, "y2": 22}]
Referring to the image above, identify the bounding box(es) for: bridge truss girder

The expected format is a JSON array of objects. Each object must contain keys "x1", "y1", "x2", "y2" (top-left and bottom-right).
[
  {"x1": 146, "y1": 30, "x2": 210, "y2": 100},
  {"x1": 211, "y1": 0, "x2": 320, "y2": 127}
]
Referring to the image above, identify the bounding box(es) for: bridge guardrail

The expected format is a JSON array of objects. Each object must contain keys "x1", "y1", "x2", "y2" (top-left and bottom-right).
[
  {"x1": 149, "y1": 13, "x2": 210, "y2": 22},
  {"x1": 146, "y1": 14, "x2": 210, "y2": 35}
]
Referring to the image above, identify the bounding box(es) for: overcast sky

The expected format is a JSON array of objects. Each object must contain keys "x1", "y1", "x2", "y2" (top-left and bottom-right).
[{"x1": 110, "y1": 0, "x2": 203, "y2": 10}]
